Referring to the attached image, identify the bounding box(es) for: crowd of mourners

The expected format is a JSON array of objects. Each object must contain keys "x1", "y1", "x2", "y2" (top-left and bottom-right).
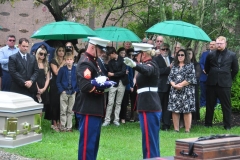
[
  {"x1": 0, "y1": 34, "x2": 238, "y2": 159},
  {"x1": 0, "y1": 35, "x2": 239, "y2": 132}
]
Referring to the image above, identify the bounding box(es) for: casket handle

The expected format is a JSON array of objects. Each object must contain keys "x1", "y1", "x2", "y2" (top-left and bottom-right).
[{"x1": 180, "y1": 150, "x2": 198, "y2": 158}]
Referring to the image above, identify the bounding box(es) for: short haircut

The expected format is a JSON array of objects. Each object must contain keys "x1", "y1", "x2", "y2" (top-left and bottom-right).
[
  {"x1": 19, "y1": 38, "x2": 29, "y2": 44},
  {"x1": 65, "y1": 52, "x2": 74, "y2": 59},
  {"x1": 160, "y1": 43, "x2": 170, "y2": 49},
  {"x1": 106, "y1": 46, "x2": 116, "y2": 55},
  {"x1": 7, "y1": 35, "x2": 16, "y2": 40},
  {"x1": 216, "y1": 36, "x2": 227, "y2": 42},
  {"x1": 117, "y1": 47, "x2": 125, "y2": 55}
]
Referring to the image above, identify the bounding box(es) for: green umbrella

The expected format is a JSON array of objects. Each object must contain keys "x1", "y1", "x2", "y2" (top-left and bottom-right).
[
  {"x1": 146, "y1": 20, "x2": 211, "y2": 42},
  {"x1": 31, "y1": 21, "x2": 96, "y2": 40},
  {"x1": 94, "y1": 26, "x2": 141, "y2": 42}
]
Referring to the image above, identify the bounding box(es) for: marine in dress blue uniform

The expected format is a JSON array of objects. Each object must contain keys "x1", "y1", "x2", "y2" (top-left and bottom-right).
[
  {"x1": 72, "y1": 37, "x2": 110, "y2": 160},
  {"x1": 124, "y1": 43, "x2": 162, "y2": 159}
]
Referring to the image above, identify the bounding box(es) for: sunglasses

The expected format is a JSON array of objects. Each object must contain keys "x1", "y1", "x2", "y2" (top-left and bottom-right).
[
  {"x1": 8, "y1": 39, "x2": 15, "y2": 42},
  {"x1": 156, "y1": 40, "x2": 163, "y2": 42},
  {"x1": 161, "y1": 48, "x2": 169, "y2": 51},
  {"x1": 177, "y1": 54, "x2": 185, "y2": 57},
  {"x1": 39, "y1": 52, "x2": 47, "y2": 57}
]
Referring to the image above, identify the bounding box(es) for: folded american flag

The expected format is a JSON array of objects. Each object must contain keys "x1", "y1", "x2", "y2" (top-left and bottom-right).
[{"x1": 91, "y1": 76, "x2": 116, "y2": 89}]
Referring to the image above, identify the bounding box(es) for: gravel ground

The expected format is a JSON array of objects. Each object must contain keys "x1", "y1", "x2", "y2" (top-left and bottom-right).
[{"x1": 0, "y1": 150, "x2": 36, "y2": 160}]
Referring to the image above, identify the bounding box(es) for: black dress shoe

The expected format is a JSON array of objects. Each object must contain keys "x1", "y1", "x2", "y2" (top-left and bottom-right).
[
  {"x1": 204, "y1": 124, "x2": 212, "y2": 128},
  {"x1": 224, "y1": 126, "x2": 231, "y2": 130},
  {"x1": 161, "y1": 125, "x2": 170, "y2": 131}
]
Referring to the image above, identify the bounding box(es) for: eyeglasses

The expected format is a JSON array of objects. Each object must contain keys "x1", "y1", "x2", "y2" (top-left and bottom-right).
[
  {"x1": 177, "y1": 54, "x2": 185, "y2": 57},
  {"x1": 8, "y1": 39, "x2": 15, "y2": 42},
  {"x1": 156, "y1": 40, "x2": 163, "y2": 42},
  {"x1": 39, "y1": 52, "x2": 47, "y2": 57},
  {"x1": 161, "y1": 48, "x2": 169, "y2": 51},
  {"x1": 216, "y1": 43, "x2": 225, "y2": 45}
]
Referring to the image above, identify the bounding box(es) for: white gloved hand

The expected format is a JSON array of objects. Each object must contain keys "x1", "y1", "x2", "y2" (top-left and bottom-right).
[{"x1": 123, "y1": 57, "x2": 136, "y2": 68}]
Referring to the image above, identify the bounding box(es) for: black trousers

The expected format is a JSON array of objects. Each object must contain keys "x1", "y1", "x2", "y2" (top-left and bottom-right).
[
  {"x1": 120, "y1": 90, "x2": 130, "y2": 120},
  {"x1": 158, "y1": 92, "x2": 172, "y2": 127},
  {"x1": 205, "y1": 85, "x2": 232, "y2": 128}
]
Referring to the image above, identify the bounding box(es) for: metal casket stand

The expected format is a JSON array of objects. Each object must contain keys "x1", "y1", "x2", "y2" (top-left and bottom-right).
[{"x1": 0, "y1": 91, "x2": 43, "y2": 148}]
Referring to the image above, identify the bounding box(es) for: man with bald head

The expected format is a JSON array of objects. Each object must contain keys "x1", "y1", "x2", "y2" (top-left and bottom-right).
[{"x1": 154, "y1": 36, "x2": 164, "y2": 50}]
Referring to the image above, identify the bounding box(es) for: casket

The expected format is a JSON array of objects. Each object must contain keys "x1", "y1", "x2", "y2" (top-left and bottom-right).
[
  {"x1": 0, "y1": 91, "x2": 43, "y2": 148},
  {"x1": 174, "y1": 135, "x2": 240, "y2": 160}
]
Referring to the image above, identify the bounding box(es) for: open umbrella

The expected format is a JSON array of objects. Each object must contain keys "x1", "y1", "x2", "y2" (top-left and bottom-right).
[
  {"x1": 31, "y1": 21, "x2": 96, "y2": 40},
  {"x1": 94, "y1": 26, "x2": 141, "y2": 42},
  {"x1": 146, "y1": 20, "x2": 211, "y2": 42}
]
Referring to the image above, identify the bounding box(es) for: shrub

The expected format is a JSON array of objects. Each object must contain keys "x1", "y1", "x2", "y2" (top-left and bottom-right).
[
  {"x1": 231, "y1": 72, "x2": 240, "y2": 112},
  {"x1": 199, "y1": 105, "x2": 223, "y2": 123}
]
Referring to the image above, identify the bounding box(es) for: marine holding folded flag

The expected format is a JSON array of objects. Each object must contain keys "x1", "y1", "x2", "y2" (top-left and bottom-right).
[
  {"x1": 72, "y1": 37, "x2": 115, "y2": 160},
  {"x1": 123, "y1": 43, "x2": 162, "y2": 159}
]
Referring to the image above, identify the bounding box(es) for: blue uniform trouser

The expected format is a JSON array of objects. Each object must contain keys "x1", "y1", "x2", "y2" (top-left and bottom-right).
[
  {"x1": 200, "y1": 81, "x2": 207, "y2": 107},
  {"x1": 76, "y1": 114, "x2": 102, "y2": 160},
  {"x1": 139, "y1": 111, "x2": 162, "y2": 159},
  {"x1": 2, "y1": 70, "x2": 11, "y2": 91}
]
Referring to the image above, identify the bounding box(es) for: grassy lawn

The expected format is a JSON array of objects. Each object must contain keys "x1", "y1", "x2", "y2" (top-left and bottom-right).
[{"x1": 1, "y1": 118, "x2": 240, "y2": 160}]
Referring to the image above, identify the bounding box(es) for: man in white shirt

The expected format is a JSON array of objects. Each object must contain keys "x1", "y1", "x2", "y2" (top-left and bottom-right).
[{"x1": 0, "y1": 35, "x2": 19, "y2": 91}]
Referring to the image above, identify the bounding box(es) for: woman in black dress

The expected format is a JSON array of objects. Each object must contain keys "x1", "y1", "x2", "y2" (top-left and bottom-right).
[
  {"x1": 187, "y1": 48, "x2": 201, "y2": 122},
  {"x1": 35, "y1": 48, "x2": 50, "y2": 117},
  {"x1": 49, "y1": 46, "x2": 65, "y2": 132}
]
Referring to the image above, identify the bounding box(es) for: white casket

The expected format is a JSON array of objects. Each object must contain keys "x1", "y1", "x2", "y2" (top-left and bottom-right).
[{"x1": 0, "y1": 91, "x2": 43, "y2": 148}]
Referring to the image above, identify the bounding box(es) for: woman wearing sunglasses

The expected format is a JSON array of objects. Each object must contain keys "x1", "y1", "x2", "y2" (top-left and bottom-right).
[
  {"x1": 35, "y1": 48, "x2": 50, "y2": 116},
  {"x1": 167, "y1": 49, "x2": 197, "y2": 133}
]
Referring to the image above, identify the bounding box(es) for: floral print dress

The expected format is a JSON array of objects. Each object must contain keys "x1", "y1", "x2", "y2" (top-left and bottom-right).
[{"x1": 167, "y1": 63, "x2": 197, "y2": 113}]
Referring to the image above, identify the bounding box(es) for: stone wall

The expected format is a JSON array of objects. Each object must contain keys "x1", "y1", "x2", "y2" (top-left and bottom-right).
[
  {"x1": 0, "y1": 1, "x2": 129, "y2": 48},
  {"x1": 0, "y1": 0, "x2": 56, "y2": 46}
]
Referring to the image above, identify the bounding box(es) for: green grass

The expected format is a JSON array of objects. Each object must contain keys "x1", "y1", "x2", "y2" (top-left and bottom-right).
[{"x1": 1, "y1": 118, "x2": 240, "y2": 160}]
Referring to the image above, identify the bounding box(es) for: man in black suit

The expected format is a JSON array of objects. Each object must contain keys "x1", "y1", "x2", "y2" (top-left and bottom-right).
[
  {"x1": 154, "y1": 43, "x2": 174, "y2": 130},
  {"x1": 204, "y1": 36, "x2": 239, "y2": 130},
  {"x1": 8, "y1": 38, "x2": 39, "y2": 98}
]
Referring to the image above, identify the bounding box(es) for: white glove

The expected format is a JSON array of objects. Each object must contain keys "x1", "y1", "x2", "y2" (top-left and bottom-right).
[{"x1": 124, "y1": 57, "x2": 136, "y2": 68}]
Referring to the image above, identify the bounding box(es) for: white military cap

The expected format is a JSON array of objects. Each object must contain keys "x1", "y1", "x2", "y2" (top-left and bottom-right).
[
  {"x1": 88, "y1": 37, "x2": 110, "y2": 48},
  {"x1": 132, "y1": 43, "x2": 154, "y2": 52}
]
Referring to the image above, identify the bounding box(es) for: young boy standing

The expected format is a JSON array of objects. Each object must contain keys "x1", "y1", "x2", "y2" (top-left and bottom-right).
[{"x1": 57, "y1": 53, "x2": 78, "y2": 132}]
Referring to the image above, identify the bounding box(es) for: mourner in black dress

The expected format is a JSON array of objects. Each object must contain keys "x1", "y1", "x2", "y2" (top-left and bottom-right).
[
  {"x1": 72, "y1": 37, "x2": 110, "y2": 160},
  {"x1": 124, "y1": 43, "x2": 162, "y2": 159},
  {"x1": 34, "y1": 48, "x2": 50, "y2": 114},
  {"x1": 187, "y1": 48, "x2": 201, "y2": 122},
  {"x1": 49, "y1": 46, "x2": 66, "y2": 132}
]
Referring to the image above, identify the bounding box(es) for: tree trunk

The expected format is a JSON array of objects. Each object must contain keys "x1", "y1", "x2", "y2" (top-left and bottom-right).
[
  {"x1": 51, "y1": 0, "x2": 64, "y2": 21},
  {"x1": 191, "y1": 0, "x2": 206, "y2": 59}
]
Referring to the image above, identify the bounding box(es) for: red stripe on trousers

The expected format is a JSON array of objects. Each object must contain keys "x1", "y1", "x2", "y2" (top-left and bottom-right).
[
  {"x1": 83, "y1": 115, "x2": 89, "y2": 160},
  {"x1": 143, "y1": 112, "x2": 150, "y2": 158}
]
